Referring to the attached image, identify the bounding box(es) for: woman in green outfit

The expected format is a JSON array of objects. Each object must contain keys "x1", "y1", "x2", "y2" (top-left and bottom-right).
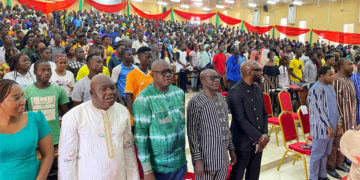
[{"x1": 0, "y1": 79, "x2": 54, "y2": 180}]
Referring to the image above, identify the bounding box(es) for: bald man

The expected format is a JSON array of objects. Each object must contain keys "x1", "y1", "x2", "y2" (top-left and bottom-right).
[
  {"x1": 228, "y1": 61, "x2": 269, "y2": 180},
  {"x1": 187, "y1": 69, "x2": 236, "y2": 180},
  {"x1": 59, "y1": 74, "x2": 139, "y2": 180},
  {"x1": 133, "y1": 60, "x2": 187, "y2": 180}
]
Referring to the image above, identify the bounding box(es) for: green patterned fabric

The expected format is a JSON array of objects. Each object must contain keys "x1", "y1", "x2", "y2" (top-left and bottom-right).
[{"x1": 133, "y1": 84, "x2": 187, "y2": 173}]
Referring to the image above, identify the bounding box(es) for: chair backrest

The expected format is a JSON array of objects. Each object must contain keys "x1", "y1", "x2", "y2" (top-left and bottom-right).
[
  {"x1": 278, "y1": 90, "x2": 293, "y2": 112},
  {"x1": 297, "y1": 90, "x2": 309, "y2": 106},
  {"x1": 263, "y1": 93, "x2": 273, "y2": 116},
  {"x1": 297, "y1": 107, "x2": 310, "y2": 134},
  {"x1": 279, "y1": 111, "x2": 298, "y2": 142}
]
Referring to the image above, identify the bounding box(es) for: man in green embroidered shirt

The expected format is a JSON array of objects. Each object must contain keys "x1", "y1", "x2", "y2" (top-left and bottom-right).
[{"x1": 133, "y1": 60, "x2": 187, "y2": 180}]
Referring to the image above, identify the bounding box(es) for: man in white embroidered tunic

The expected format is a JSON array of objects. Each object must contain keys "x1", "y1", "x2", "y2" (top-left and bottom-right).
[{"x1": 58, "y1": 74, "x2": 139, "y2": 180}]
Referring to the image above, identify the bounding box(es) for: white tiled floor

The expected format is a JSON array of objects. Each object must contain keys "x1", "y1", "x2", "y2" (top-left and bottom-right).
[{"x1": 184, "y1": 92, "x2": 348, "y2": 180}]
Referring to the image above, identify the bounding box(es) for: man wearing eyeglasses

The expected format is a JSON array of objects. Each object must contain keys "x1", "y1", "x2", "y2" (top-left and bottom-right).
[
  {"x1": 187, "y1": 69, "x2": 237, "y2": 180},
  {"x1": 228, "y1": 61, "x2": 269, "y2": 180},
  {"x1": 133, "y1": 60, "x2": 187, "y2": 180}
]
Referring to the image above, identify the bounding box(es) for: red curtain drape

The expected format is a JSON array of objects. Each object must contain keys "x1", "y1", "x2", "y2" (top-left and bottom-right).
[
  {"x1": 218, "y1": 12, "x2": 241, "y2": 25},
  {"x1": 243, "y1": 21, "x2": 272, "y2": 34},
  {"x1": 85, "y1": 0, "x2": 127, "y2": 13},
  {"x1": 17, "y1": 0, "x2": 76, "y2": 14},
  {"x1": 130, "y1": 3, "x2": 170, "y2": 20},
  {"x1": 313, "y1": 30, "x2": 360, "y2": 44},
  {"x1": 173, "y1": 9, "x2": 215, "y2": 21},
  {"x1": 275, "y1": 25, "x2": 309, "y2": 36}
]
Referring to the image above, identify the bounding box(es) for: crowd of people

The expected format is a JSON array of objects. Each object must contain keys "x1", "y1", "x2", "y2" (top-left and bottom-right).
[{"x1": 0, "y1": 3, "x2": 360, "y2": 180}]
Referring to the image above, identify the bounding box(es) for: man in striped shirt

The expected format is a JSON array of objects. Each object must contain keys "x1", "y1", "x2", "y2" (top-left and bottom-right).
[
  {"x1": 133, "y1": 60, "x2": 187, "y2": 180},
  {"x1": 187, "y1": 69, "x2": 237, "y2": 180},
  {"x1": 307, "y1": 66, "x2": 341, "y2": 180}
]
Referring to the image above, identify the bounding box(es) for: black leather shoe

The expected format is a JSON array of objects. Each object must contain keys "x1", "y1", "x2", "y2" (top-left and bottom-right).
[
  {"x1": 336, "y1": 164, "x2": 350, "y2": 172},
  {"x1": 327, "y1": 168, "x2": 342, "y2": 179},
  {"x1": 319, "y1": 177, "x2": 330, "y2": 180}
]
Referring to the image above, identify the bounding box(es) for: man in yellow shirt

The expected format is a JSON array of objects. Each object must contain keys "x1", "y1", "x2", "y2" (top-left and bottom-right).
[
  {"x1": 76, "y1": 46, "x2": 110, "y2": 81},
  {"x1": 125, "y1": 46, "x2": 153, "y2": 114},
  {"x1": 289, "y1": 49, "x2": 305, "y2": 85}
]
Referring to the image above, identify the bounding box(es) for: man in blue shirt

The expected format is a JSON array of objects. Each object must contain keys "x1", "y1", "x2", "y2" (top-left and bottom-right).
[
  {"x1": 111, "y1": 48, "x2": 135, "y2": 104},
  {"x1": 227, "y1": 46, "x2": 246, "y2": 90}
]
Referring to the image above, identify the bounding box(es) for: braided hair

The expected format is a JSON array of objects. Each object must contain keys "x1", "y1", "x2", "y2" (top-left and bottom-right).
[{"x1": 8, "y1": 53, "x2": 34, "y2": 81}]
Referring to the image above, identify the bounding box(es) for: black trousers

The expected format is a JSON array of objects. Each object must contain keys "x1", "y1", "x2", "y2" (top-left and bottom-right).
[
  {"x1": 178, "y1": 71, "x2": 188, "y2": 92},
  {"x1": 229, "y1": 150, "x2": 263, "y2": 180}
]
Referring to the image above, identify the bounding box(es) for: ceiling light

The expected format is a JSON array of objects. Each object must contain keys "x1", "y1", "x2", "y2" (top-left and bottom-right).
[
  {"x1": 157, "y1": 1, "x2": 168, "y2": 6},
  {"x1": 267, "y1": 0, "x2": 276, "y2": 5},
  {"x1": 170, "y1": 0, "x2": 180, "y2": 2},
  {"x1": 132, "y1": 0, "x2": 143, "y2": 2},
  {"x1": 248, "y1": 3, "x2": 257, "y2": 8},
  {"x1": 216, "y1": 5, "x2": 225, "y2": 9},
  {"x1": 225, "y1": 0, "x2": 235, "y2": 4},
  {"x1": 202, "y1": 7, "x2": 210, "y2": 11},
  {"x1": 180, "y1": 4, "x2": 190, "y2": 9},
  {"x1": 293, "y1": 1, "x2": 303, "y2": 5},
  {"x1": 194, "y1": 2, "x2": 203, "y2": 6}
]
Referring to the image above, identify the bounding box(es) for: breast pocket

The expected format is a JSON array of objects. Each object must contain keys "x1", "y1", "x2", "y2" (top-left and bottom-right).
[{"x1": 155, "y1": 110, "x2": 173, "y2": 131}]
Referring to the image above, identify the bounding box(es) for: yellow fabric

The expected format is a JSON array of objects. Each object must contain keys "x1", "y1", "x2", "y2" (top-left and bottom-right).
[
  {"x1": 274, "y1": 56, "x2": 280, "y2": 66},
  {"x1": 104, "y1": 46, "x2": 114, "y2": 66},
  {"x1": 289, "y1": 58, "x2": 303, "y2": 82},
  {"x1": 76, "y1": 65, "x2": 110, "y2": 81},
  {"x1": 321, "y1": 58, "x2": 326, "y2": 66},
  {"x1": 124, "y1": 68, "x2": 153, "y2": 102}
]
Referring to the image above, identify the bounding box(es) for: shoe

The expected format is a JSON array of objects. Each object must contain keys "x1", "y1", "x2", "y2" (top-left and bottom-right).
[
  {"x1": 336, "y1": 164, "x2": 350, "y2": 172},
  {"x1": 319, "y1": 177, "x2": 330, "y2": 180},
  {"x1": 345, "y1": 160, "x2": 352, "y2": 166},
  {"x1": 326, "y1": 168, "x2": 342, "y2": 179}
]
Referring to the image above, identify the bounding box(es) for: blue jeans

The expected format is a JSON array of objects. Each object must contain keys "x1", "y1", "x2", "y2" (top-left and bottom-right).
[
  {"x1": 154, "y1": 166, "x2": 187, "y2": 180},
  {"x1": 310, "y1": 138, "x2": 333, "y2": 180}
]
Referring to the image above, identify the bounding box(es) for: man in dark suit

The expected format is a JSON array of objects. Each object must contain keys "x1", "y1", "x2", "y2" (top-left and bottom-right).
[{"x1": 227, "y1": 60, "x2": 269, "y2": 180}]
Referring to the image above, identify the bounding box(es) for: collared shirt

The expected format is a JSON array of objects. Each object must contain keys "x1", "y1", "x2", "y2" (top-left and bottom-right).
[
  {"x1": 308, "y1": 81, "x2": 341, "y2": 139},
  {"x1": 334, "y1": 73, "x2": 358, "y2": 131},
  {"x1": 133, "y1": 85, "x2": 187, "y2": 173},
  {"x1": 132, "y1": 40, "x2": 148, "y2": 64},
  {"x1": 303, "y1": 60, "x2": 317, "y2": 84},
  {"x1": 111, "y1": 63, "x2": 135, "y2": 98},
  {"x1": 67, "y1": 60, "x2": 85, "y2": 79},
  {"x1": 108, "y1": 55, "x2": 122, "y2": 71},
  {"x1": 226, "y1": 55, "x2": 245, "y2": 82},
  {"x1": 213, "y1": 52, "x2": 226, "y2": 75},
  {"x1": 58, "y1": 101, "x2": 139, "y2": 180},
  {"x1": 187, "y1": 92, "x2": 234, "y2": 171},
  {"x1": 124, "y1": 68, "x2": 153, "y2": 101},
  {"x1": 227, "y1": 80, "x2": 268, "y2": 151},
  {"x1": 3, "y1": 71, "x2": 35, "y2": 89},
  {"x1": 48, "y1": 44, "x2": 65, "y2": 62},
  {"x1": 350, "y1": 72, "x2": 360, "y2": 125}
]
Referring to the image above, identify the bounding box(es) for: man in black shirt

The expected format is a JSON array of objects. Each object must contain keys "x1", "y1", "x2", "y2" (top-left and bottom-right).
[{"x1": 228, "y1": 60, "x2": 269, "y2": 180}]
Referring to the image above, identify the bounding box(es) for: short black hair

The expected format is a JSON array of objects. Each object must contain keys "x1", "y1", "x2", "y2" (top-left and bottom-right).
[
  {"x1": 86, "y1": 53, "x2": 100, "y2": 63},
  {"x1": 34, "y1": 60, "x2": 50, "y2": 71},
  {"x1": 325, "y1": 54, "x2": 334, "y2": 60},
  {"x1": 137, "y1": 46, "x2": 152, "y2": 55},
  {"x1": 120, "y1": 48, "x2": 131, "y2": 56},
  {"x1": 336, "y1": 58, "x2": 348, "y2": 71},
  {"x1": 39, "y1": 47, "x2": 50, "y2": 54},
  {"x1": 318, "y1": 66, "x2": 331, "y2": 78},
  {"x1": 65, "y1": 46, "x2": 72, "y2": 54}
]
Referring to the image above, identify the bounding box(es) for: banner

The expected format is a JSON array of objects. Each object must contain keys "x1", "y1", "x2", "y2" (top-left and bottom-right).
[
  {"x1": 85, "y1": 0, "x2": 127, "y2": 13},
  {"x1": 218, "y1": 12, "x2": 241, "y2": 25},
  {"x1": 275, "y1": 25, "x2": 309, "y2": 36},
  {"x1": 17, "y1": 0, "x2": 76, "y2": 14},
  {"x1": 313, "y1": 30, "x2": 360, "y2": 44},
  {"x1": 173, "y1": 9, "x2": 215, "y2": 21},
  {"x1": 243, "y1": 21, "x2": 272, "y2": 34},
  {"x1": 130, "y1": 3, "x2": 171, "y2": 20}
]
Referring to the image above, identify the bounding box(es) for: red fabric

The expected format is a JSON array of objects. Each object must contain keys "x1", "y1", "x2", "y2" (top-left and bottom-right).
[
  {"x1": 184, "y1": 172, "x2": 195, "y2": 179},
  {"x1": 275, "y1": 26, "x2": 310, "y2": 36},
  {"x1": 299, "y1": 108, "x2": 310, "y2": 134},
  {"x1": 173, "y1": 9, "x2": 216, "y2": 21},
  {"x1": 213, "y1": 52, "x2": 226, "y2": 75},
  {"x1": 288, "y1": 142, "x2": 311, "y2": 155},
  {"x1": 279, "y1": 91, "x2": 293, "y2": 112},
  {"x1": 227, "y1": 165, "x2": 232, "y2": 179},
  {"x1": 340, "y1": 176, "x2": 348, "y2": 180},
  {"x1": 218, "y1": 12, "x2": 241, "y2": 25},
  {"x1": 285, "y1": 85, "x2": 302, "y2": 91},
  {"x1": 85, "y1": 0, "x2": 127, "y2": 13},
  {"x1": 292, "y1": 112, "x2": 299, "y2": 120},
  {"x1": 268, "y1": 117, "x2": 279, "y2": 125},
  {"x1": 263, "y1": 93, "x2": 273, "y2": 115},
  {"x1": 133, "y1": 144, "x2": 143, "y2": 179},
  {"x1": 130, "y1": 3, "x2": 171, "y2": 20},
  {"x1": 243, "y1": 21, "x2": 272, "y2": 34},
  {"x1": 279, "y1": 112, "x2": 297, "y2": 141},
  {"x1": 17, "y1": 0, "x2": 76, "y2": 14},
  {"x1": 220, "y1": 92, "x2": 228, "y2": 97},
  {"x1": 313, "y1": 29, "x2": 360, "y2": 45},
  {"x1": 307, "y1": 136, "x2": 312, "y2": 141}
]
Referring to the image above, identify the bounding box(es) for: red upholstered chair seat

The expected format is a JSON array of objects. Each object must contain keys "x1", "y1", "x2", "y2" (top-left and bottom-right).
[
  {"x1": 307, "y1": 136, "x2": 312, "y2": 141},
  {"x1": 288, "y1": 142, "x2": 311, "y2": 155},
  {"x1": 268, "y1": 117, "x2": 279, "y2": 125},
  {"x1": 184, "y1": 172, "x2": 195, "y2": 180},
  {"x1": 220, "y1": 92, "x2": 228, "y2": 97},
  {"x1": 292, "y1": 112, "x2": 299, "y2": 120}
]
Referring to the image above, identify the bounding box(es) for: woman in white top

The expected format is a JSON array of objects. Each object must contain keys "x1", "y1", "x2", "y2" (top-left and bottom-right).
[
  {"x1": 189, "y1": 44, "x2": 201, "y2": 92},
  {"x1": 50, "y1": 54, "x2": 75, "y2": 98},
  {"x1": 278, "y1": 56, "x2": 291, "y2": 88},
  {"x1": 4, "y1": 53, "x2": 35, "y2": 89}
]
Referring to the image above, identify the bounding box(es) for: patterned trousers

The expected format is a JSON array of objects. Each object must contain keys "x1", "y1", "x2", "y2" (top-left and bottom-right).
[{"x1": 195, "y1": 166, "x2": 228, "y2": 180}]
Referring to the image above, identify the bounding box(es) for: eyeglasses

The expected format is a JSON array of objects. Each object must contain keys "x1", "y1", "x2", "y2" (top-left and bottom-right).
[
  {"x1": 152, "y1": 69, "x2": 173, "y2": 76},
  {"x1": 250, "y1": 68, "x2": 262, "y2": 72},
  {"x1": 206, "y1": 75, "x2": 221, "y2": 81}
]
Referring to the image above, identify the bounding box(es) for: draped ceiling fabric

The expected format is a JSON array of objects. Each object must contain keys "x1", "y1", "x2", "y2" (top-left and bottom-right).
[
  {"x1": 218, "y1": 12, "x2": 241, "y2": 25},
  {"x1": 85, "y1": 0, "x2": 127, "y2": 13},
  {"x1": 130, "y1": 3, "x2": 171, "y2": 20},
  {"x1": 243, "y1": 21, "x2": 272, "y2": 34},
  {"x1": 313, "y1": 30, "x2": 360, "y2": 45},
  {"x1": 275, "y1": 26, "x2": 310, "y2": 36},
  {"x1": 16, "y1": 0, "x2": 76, "y2": 14},
  {"x1": 173, "y1": 9, "x2": 216, "y2": 21}
]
